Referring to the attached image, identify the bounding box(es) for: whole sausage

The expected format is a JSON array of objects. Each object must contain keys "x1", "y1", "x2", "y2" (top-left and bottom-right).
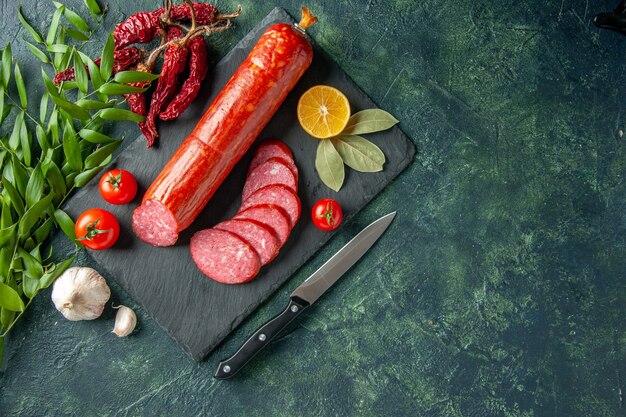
[{"x1": 133, "y1": 9, "x2": 317, "y2": 246}]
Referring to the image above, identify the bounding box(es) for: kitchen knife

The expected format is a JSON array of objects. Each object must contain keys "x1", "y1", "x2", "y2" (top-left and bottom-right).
[{"x1": 214, "y1": 211, "x2": 396, "y2": 379}]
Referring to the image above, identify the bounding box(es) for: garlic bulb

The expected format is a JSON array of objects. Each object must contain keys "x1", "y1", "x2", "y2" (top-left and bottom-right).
[
  {"x1": 51, "y1": 267, "x2": 111, "y2": 321},
  {"x1": 112, "y1": 305, "x2": 137, "y2": 337}
]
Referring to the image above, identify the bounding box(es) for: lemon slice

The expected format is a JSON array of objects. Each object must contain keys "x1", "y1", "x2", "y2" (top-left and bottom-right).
[{"x1": 297, "y1": 85, "x2": 351, "y2": 139}]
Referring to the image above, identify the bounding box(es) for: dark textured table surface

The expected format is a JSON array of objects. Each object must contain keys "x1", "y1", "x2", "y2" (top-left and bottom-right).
[{"x1": 1, "y1": 0, "x2": 625, "y2": 416}]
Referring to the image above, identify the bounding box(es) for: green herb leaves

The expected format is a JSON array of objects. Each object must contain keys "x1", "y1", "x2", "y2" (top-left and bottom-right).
[
  {"x1": 0, "y1": 283, "x2": 25, "y2": 312},
  {"x1": 341, "y1": 109, "x2": 399, "y2": 135},
  {"x1": 314, "y1": 109, "x2": 398, "y2": 191},
  {"x1": 1, "y1": 1, "x2": 130, "y2": 363},
  {"x1": 316, "y1": 139, "x2": 345, "y2": 192},
  {"x1": 332, "y1": 135, "x2": 385, "y2": 172}
]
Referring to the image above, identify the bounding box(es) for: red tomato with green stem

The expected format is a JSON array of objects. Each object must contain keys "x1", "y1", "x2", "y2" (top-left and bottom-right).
[
  {"x1": 98, "y1": 169, "x2": 138, "y2": 205},
  {"x1": 75, "y1": 209, "x2": 120, "y2": 250},
  {"x1": 312, "y1": 198, "x2": 343, "y2": 231}
]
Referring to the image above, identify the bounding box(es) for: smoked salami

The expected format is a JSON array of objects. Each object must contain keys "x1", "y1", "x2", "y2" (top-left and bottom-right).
[
  {"x1": 240, "y1": 184, "x2": 301, "y2": 228},
  {"x1": 241, "y1": 157, "x2": 298, "y2": 202},
  {"x1": 133, "y1": 13, "x2": 315, "y2": 246},
  {"x1": 190, "y1": 229, "x2": 261, "y2": 284},
  {"x1": 234, "y1": 204, "x2": 292, "y2": 246},
  {"x1": 248, "y1": 140, "x2": 298, "y2": 178},
  {"x1": 214, "y1": 219, "x2": 280, "y2": 265}
]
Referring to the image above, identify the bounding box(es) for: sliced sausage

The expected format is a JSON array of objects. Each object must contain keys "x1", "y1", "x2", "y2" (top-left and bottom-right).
[
  {"x1": 133, "y1": 21, "x2": 314, "y2": 246},
  {"x1": 239, "y1": 184, "x2": 301, "y2": 228},
  {"x1": 248, "y1": 140, "x2": 298, "y2": 179},
  {"x1": 132, "y1": 138, "x2": 222, "y2": 246},
  {"x1": 242, "y1": 157, "x2": 297, "y2": 202},
  {"x1": 214, "y1": 219, "x2": 280, "y2": 265},
  {"x1": 131, "y1": 199, "x2": 179, "y2": 247},
  {"x1": 234, "y1": 204, "x2": 291, "y2": 246},
  {"x1": 190, "y1": 229, "x2": 261, "y2": 284}
]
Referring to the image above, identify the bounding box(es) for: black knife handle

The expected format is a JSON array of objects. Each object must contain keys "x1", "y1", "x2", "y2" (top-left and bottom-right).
[{"x1": 214, "y1": 297, "x2": 309, "y2": 379}]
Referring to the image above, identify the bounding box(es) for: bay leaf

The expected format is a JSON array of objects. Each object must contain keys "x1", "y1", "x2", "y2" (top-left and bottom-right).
[
  {"x1": 341, "y1": 109, "x2": 399, "y2": 135},
  {"x1": 332, "y1": 135, "x2": 385, "y2": 173},
  {"x1": 315, "y1": 139, "x2": 344, "y2": 192}
]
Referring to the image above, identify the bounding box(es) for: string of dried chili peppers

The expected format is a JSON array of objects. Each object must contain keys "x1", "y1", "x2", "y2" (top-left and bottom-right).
[
  {"x1": 53, "y1": 46, "x2": 145, "y2": 85},
  {"x1": 145, "y1": 26, "x2": 188, "y2": 139},
  {"x1": 159, "y1": 35, "x2": 207, "y2": 121},
  {"x1": 53, "y1": 1, "x2": 241, "y2": 147}
]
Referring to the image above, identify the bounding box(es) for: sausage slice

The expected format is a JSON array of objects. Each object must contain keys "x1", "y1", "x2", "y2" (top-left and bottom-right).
[
  {"x1": 239, "y1": 184, "x2": 301, "y2": 228},
  {"x1": 242, "y1": 157, "x2": 297, "y2": 201},
  {"x1": 215, "y1": 219, "x2": 280, "y2": 265},
  {"x1": 190, "y1": 229, "x2": 261, "y2": 284}
]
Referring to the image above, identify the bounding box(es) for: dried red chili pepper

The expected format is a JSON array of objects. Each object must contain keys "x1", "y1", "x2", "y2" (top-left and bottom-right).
[
  {"x1": 113, "y1": 3, "x2": 218, "y2": 50},
  {"x1": 160, "y1": 36, "x2": 208, "y2": 121},
  {"x1": 144, "y1": 26, "x2": 189, "y2": 139},
  {"x1": 168, "y1": 3, "x2": 217, "y2": 25},
  {"x1": 113, "y1": 10, "x2": 163, "y2": 50},
  {"x1": 53, "y1": 47, "x2": 145, "y2": 85},
  {"x1": 123, "y1": 62, "x2": 156, "y2": 146}
]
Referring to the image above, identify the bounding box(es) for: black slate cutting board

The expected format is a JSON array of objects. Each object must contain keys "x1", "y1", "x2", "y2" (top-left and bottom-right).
[{"x1": 64, "y1": 7, "x2": 416, "y2": 361}]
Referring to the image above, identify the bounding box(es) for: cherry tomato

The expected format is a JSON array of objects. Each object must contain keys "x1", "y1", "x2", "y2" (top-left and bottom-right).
[
  {"x1": 98, "y1": 169, "x2": 138, "y2": 205},
  {"x1": 312, "y1": 198, "x2": 343, "y2": 231},
  {"x1": 75, "y1": 208, "x2": 120, "y2": 250}
]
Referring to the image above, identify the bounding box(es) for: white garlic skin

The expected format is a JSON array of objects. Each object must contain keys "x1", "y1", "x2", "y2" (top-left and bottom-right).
[
  {"x1": 112, "y1": 305, "x2": 137, "y2": 337},
  {"x1": 51, "y1": 267, "x2": 111, "y2": 321}
]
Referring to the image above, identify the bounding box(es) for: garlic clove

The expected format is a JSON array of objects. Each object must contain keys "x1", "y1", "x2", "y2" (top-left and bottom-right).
[
  {"x1": 51, "y1": 267, "x2": 111, "y2": 321},
  {"x1": 112, "y1": 305, "x2": 137, "y2": 337}
]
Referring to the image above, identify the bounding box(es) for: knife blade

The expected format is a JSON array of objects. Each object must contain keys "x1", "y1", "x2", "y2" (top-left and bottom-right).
[{"x1": 214, "y1": 211, "x2": 396, "y2": 379}]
